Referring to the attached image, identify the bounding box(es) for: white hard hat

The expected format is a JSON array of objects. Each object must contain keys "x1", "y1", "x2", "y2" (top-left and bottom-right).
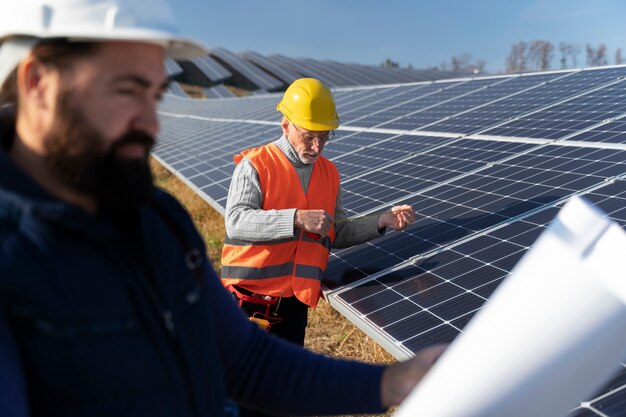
[{"x1": 0, "y1": 0, "x2": 207, "y2": 87}]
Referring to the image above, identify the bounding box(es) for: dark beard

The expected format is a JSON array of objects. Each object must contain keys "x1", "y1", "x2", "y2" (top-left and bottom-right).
[{"x1": 43, "y1": 90, "x2": 155, "y2": 217}]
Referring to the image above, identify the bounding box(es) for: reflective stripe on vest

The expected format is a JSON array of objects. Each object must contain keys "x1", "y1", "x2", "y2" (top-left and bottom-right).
[
  {"x1": 221, "y1": 143, "x2": 339, "y2": 308},
  {"x1": 224, "y1": 234, "x2": 332, "y2": 252}
]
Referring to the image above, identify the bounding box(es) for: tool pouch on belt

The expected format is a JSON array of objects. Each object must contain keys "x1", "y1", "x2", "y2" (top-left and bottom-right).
[{"x1": 227, "y1": 285, "x2": 282, "y2": 331}]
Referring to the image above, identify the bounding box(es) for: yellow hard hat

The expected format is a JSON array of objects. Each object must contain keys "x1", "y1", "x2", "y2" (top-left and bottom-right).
[{"x1": 276, "y1": 78, "x2": 339, "y2": 131}]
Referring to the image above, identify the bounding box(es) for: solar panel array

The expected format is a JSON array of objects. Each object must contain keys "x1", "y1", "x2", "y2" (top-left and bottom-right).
[
  {"x1": 265, "y1": 53, "x2": 461, "y2": 87},
  {"x1": 204, "y1": 84, "x2": 235, "y2": 99},
  {"x1": 210, "y1": 47, "x2": 284, "y2": 91},
  {"x1": 164, "y1": 58, "x2": 183, "y2": 76},
  {"x1": 155, "y1": 65, "x2": 626, "y2": 417},
  {"x1": 189, "y1": 55, "x2": 231, "y2": 83},
  {"x1": 240, "y1": 51, "x2": 301, "y2": 85},
  {"x1": 165, "y1": 81, "x2": 188, "y2": 98}
]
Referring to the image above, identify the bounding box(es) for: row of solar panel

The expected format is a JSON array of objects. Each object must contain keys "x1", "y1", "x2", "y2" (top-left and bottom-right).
[
  {"x1": 164, "y1": 47, "x2": 461, "y2": 101},
  {"x1": 155, "y1": 65, "x2": 626, "y2": 417},
  {"x1": 328, "y1": 178, "x2": 626, "y2": 417},
  {"x1": 160, "y1": 65, "x2": 626, "y2": 145}
]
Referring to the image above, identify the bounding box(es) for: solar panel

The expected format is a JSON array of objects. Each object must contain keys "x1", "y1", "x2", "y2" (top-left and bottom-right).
[
  {"x1": 297, "y1": 58, "x2": 357, "y2": 87},
  {"x1": 344, "y1": 79, "x2": 486, "y2": 128},
  {"x1": 268, "y1": 54, "x2": 337, "y2": 87},
  {"x1": 393, "y1": 74, "x2": 560, "y2": 131},
  {"x1": 339, "y1": 84, "x2": 455, "y2": 125},
  {"x1": 325, "y1": 144, "x2": 626, "y2": 288},
  {"x1": 164, "y1": 58, "x2": 183, "y2": 76},
  {"x1": 337, "y1": 138, "x2": 536, "y2": 216},
  {"x1": 325, "y1": 61, "x2": 389, "y2": 85},
  {"x1": 425, "y1": 67, "x2": 626, "y2": 135},
  {"x1": 159, "y1": 94, "x2": 279, "y2": 121},
  {"x1": 326, "y1": 178, "x2": 626, "y2": 415},
  {"x1": 204, "y1": 84, "x2": 235, "y2": 99},
  {"x1": 190, "y1": 55, "x2": 231, "y2": 82},
  {"x1": 165, "y1": 82, "x2": 188, "y2": 97},
  {"x1": 248, "y1": 89, "x2": 270, "y2": 96},
  {"x1": 240, "y1": 51, "x2": 301, "y2": 85},
  {"x1": 565, "y1": 116, "x2": 626, "y2": 144},
  {"x1": 155, "y1": 65, "x2": 626, "y2": 416},
  {"x1": 483, "y1": 77, "x2": 626, "y2": 140},
  {"x1": 210, "y1": 48, "x2": 284, "y2": 91}
]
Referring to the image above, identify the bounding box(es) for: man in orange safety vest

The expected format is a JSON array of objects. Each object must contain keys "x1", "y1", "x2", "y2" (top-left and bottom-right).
[{"x1": 221, "y1": 78, "x2": 416, "y2": 351}]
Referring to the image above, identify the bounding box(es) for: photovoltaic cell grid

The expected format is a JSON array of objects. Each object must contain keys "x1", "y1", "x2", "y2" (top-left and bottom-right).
[
  {"x1": 319, "y1": 130, "x2": 392, "y2": 157},
  {"x1": 337, "y1": 139, "x2": 535, "y2": 216},
  {"x1": 160, "y1": 94, "x2": 280, "y2": 121},
  {"x1": 323, "y1": 61, "x2": 387, "y2": 86},
  {"x1": 210, "y1": 48, "x2": 284, "y2": 91},
  {"x1": 189, "y1": 56, "x2": 231, "y2": 83},
  {"x1": 333, "y1": 86, "x2": 400, "y2": 109},
  {"x1": 240, "y1": 51, "x2": 301, "y2": 85},
  {"x1": 324, "y1": 145, "x2": 626, "y2": 289},
  {"x1": 298, "y1": 58, "x2": 359, "y2": 87},
  {"x1": 383, "y1": 72, "x2": 562, "y2": 131},
  {"x1": 165, "y1": 82, "x2": 187, "y2": 98},
  {"x1": 483, "y1": 78, "x2": 626, "y2": 140},
  {"x1": 424, "y1": 66, "x2": 626, "y2": 135},
  {"x1": 156, "y1": 65, "x2": 626, "y2": 416},
  {"x1": 328, "y1": 134, "x2": 452, "y2": 182},
  {"x1": 204, "y1": 84, "x2": 235, "y2": 99},
  {"x1": 343, "y1": 79, "x2": 496, "y2": 129},
  {"x1": 565, "y1": 117, "x2": 626, "y2": 144},
  {"x1": 328, "y1": 178, "x2": 626, "y2": 416},
  {"x1": 355, "y1": 77, "x2": 508, "y2": 130},
  {"x1": 155, "y1": 115, "x2": 277, "y2": 211},
  {"x1": 338, "y1": 83, "x2": 458, "y2": 125},
  {"x1": 164, "y1": 58, "x2": 183, "y2": 76}
]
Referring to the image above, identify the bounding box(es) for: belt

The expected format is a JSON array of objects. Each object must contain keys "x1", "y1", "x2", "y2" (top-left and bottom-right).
[
  {"x1": 227, "y1": 285, "x2": 283, "y2": 331},
  {"x1": 227, "y1": 284, "x2": 279, "y2": 306}
]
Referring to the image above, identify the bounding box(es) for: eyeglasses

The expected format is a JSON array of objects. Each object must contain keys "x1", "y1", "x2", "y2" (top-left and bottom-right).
[{"x1": 291, "y1": 124, "x2": 335, "y2": 145}]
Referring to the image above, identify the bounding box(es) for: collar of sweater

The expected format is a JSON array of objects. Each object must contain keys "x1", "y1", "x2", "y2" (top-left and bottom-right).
[{"x1": 273, "y1": 134, "x2": 314, "y2": 169}]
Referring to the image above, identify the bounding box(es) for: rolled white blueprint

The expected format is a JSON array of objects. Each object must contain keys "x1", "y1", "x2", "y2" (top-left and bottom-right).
[{"x1": 396, "y1": 196, "x2": 626, "y2": 417}]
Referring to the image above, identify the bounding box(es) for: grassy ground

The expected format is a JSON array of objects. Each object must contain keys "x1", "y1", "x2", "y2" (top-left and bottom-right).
[{"x1": 151, "y1": 159, "x2": 397, "y2": 416}]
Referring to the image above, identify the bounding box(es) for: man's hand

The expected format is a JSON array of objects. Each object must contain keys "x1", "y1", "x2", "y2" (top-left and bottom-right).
[
  {"x1": 377, "y1": 204, "x2": 417, "y2": 231},
  {"x1": 294, "y1": 209, "x2": 333, "y2": 238},
  {"x1": 380, "y1": 344, "x2": 447, "y2": 408}
]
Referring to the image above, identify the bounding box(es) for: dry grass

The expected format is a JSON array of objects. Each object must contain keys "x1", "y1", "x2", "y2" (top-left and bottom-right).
[
  {"x1": 151, "y1": 159, "x2": 225, "y2": 272},
  {"x1": 180, "y1": 83, "x2": 253, "y2": 98},
  {"x1": 151, "y1": 158, "x2": 397, "y2": 416}
]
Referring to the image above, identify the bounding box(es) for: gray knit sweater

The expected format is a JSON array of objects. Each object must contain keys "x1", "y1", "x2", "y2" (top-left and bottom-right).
[{"x1": 224, "y1": 135, "x2": 383, "y2": 249}]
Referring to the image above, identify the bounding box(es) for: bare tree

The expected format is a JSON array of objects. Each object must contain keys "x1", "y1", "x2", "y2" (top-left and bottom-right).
[
  {"x1": 597, "y1": 44, "x2": 608, "y2": 66},
  {"x1": 451, "y1": 54, "x2": 471, "y2": 72},
  {"x1": 586, "y1": 43, "x2": 608, "y2": 67},
  {"x1": 571, "y1": 45, "x2": 581, "y2": 67},
  {"x1": 474, "y1": 59, "x2": 487, "y2": 73},
  {"x1": 616, "y1": 48, "x2": 623, "y2": 65},
  {"x1": 506, "y1": 42, "x2": 528, "y2": 72},
  {"x1": 559, "y1": 43, "x2": 581, "y2": 68},
  {"x1": 381, "y1": 58, "x2": 399, "y2": 68},
  {"x1": 528, "y1": 40, "x2": 554, "y2": 70},
  {"x1": 448, "y1": 54, "x2": 487, "y2": 74},
  {"x1": 586, "y1": 44, "x2": 593, "y2": 66}
]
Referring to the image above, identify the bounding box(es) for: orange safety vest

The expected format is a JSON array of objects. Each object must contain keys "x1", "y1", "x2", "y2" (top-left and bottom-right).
[{"x1": 221, "y1": 143, "x2": 340, "y2": 308}]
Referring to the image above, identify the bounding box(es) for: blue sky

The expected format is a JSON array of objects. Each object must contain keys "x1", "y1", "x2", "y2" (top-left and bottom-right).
[{"x1": 172, "y1": 0, "x2": 626, "y2": 73}]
